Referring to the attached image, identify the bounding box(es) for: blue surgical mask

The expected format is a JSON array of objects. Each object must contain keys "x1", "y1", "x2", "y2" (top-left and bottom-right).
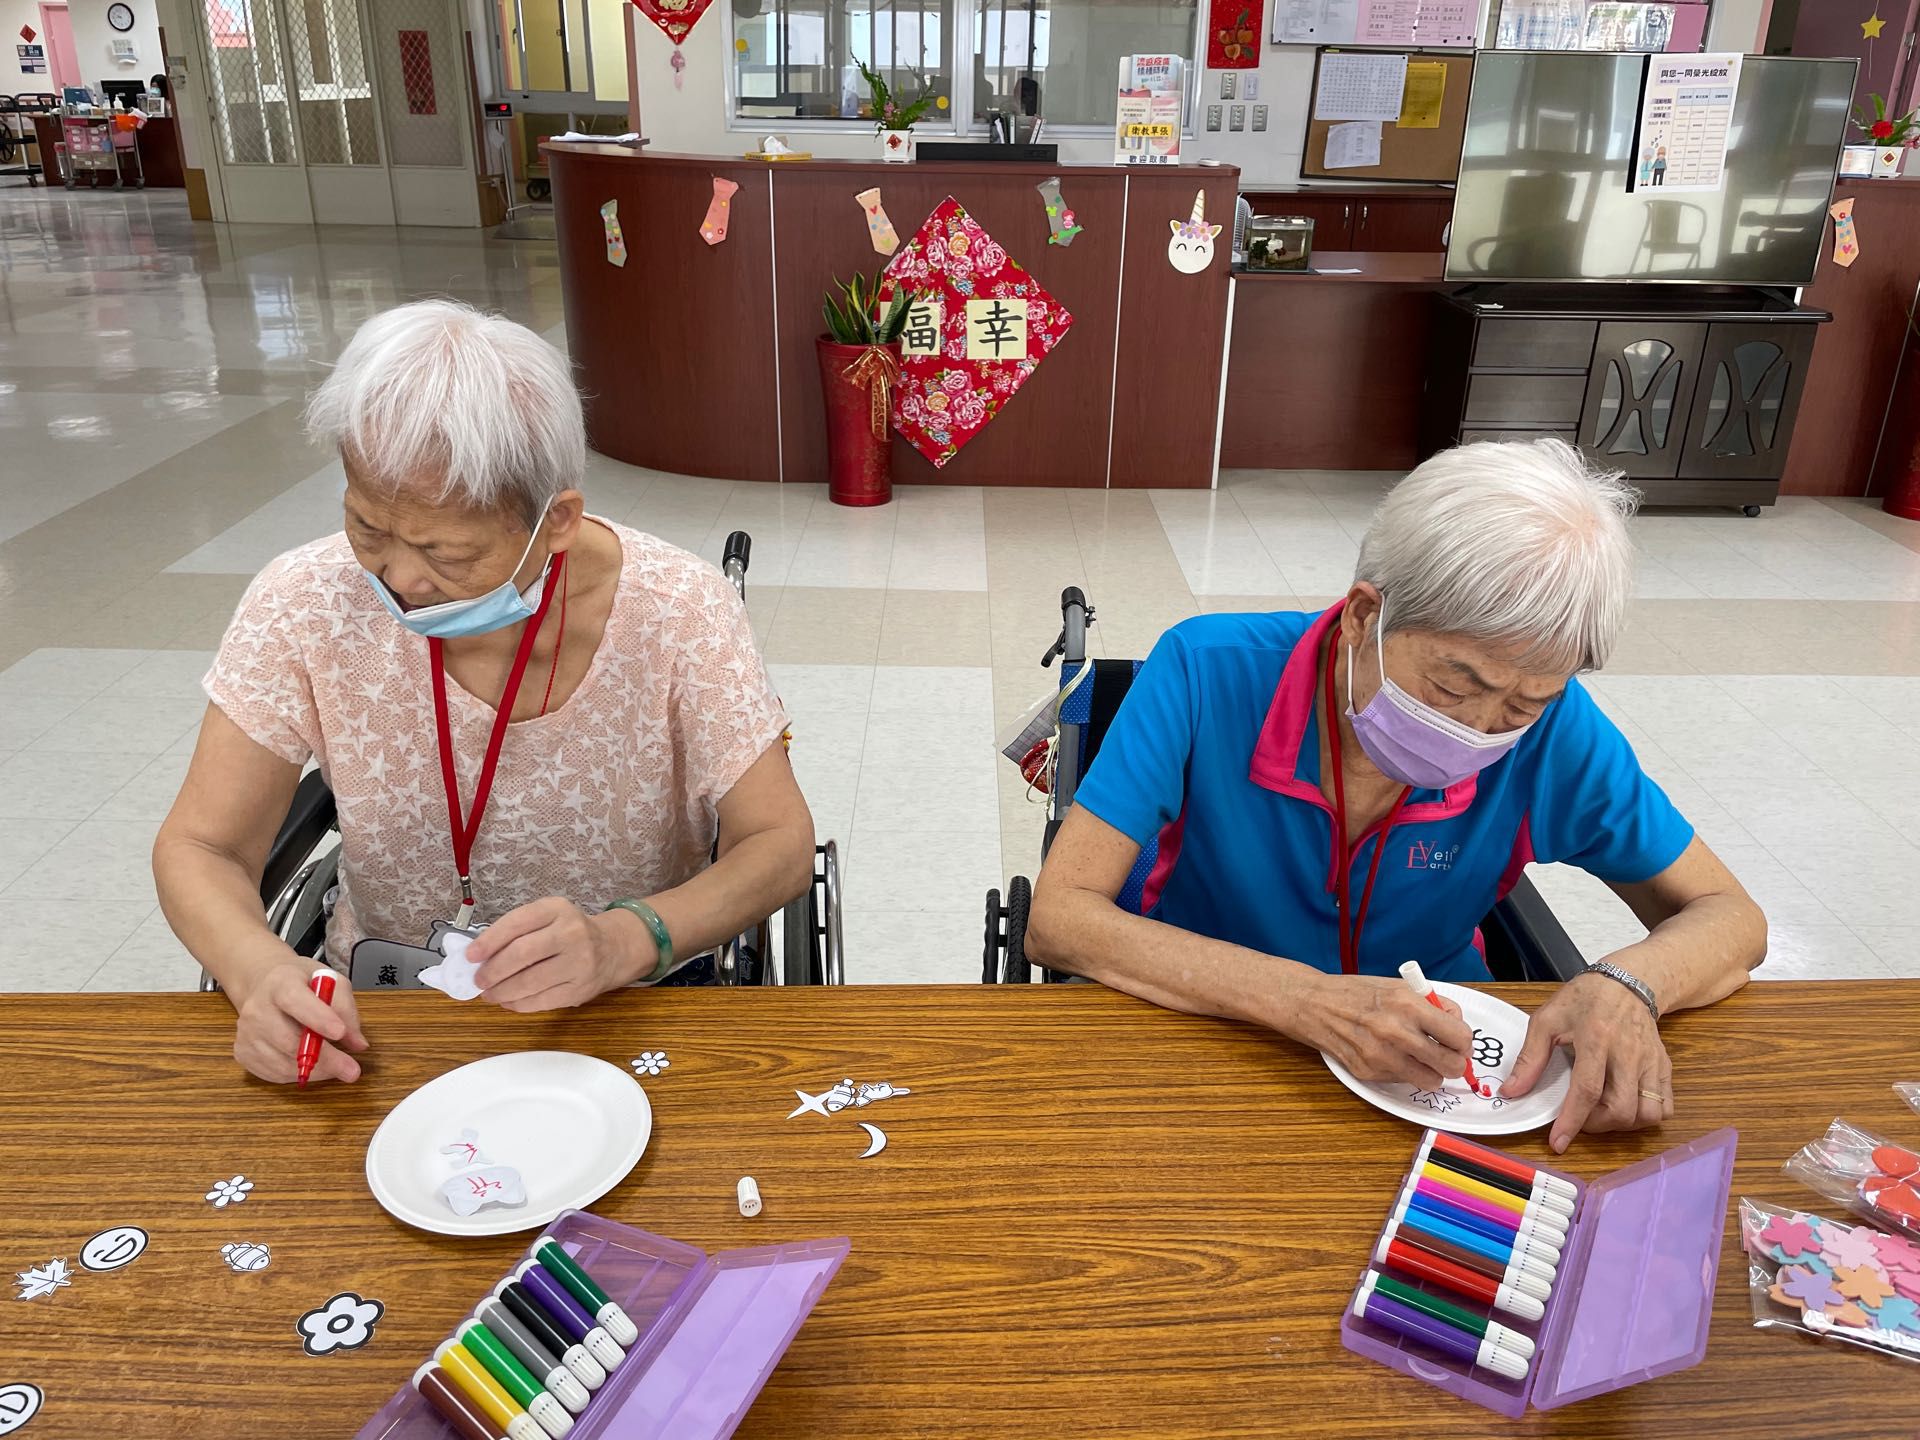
[{"x1": 364, "y1": 519, "x2": 551, "y2": 639}]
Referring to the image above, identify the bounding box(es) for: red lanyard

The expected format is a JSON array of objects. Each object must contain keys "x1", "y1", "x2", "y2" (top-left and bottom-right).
[
  {"x1": 429, "y1": 551, "x2": 566, "y2": 914},
  {"x1": 1321, "y1": 619, "x2": 1411, "y2": 975}
]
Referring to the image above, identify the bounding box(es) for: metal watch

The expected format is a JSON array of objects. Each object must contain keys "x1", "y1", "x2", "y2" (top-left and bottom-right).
[{"x1": 1582, "y1": 960, "x2": 1660, "y2": 1023}]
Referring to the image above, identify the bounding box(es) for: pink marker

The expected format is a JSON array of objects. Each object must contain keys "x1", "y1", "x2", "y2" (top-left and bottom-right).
[{"x1": 1400, "y1": 960, "x2": 1494, "y2": 1098}]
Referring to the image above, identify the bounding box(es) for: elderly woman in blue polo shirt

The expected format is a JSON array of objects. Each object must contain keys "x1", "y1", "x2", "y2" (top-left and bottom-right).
[{"x1": 1028, "y1": 439, "x2": 1764, "y2": 1154}]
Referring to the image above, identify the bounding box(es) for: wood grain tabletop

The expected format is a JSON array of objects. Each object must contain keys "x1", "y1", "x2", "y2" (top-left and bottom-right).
[{"x1": 1, "y1": 980, "x2": 1916, "y2": 1439}]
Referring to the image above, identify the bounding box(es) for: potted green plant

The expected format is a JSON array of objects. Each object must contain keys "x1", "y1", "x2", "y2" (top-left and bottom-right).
[
  {"x1": 1851, "y1": 93, "x2": 1920, "y2": 178},
  {"x1": 818, "y1": 271, "x2": 909, "y2": 506},
  {"x1": 857, "y1": 59, "x2": 946, "y2": 163}
]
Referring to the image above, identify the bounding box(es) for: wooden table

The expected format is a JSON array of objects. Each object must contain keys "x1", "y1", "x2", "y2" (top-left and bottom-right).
[{"x1": 2, "y1": 982, "x2": 1916, "y2": 1438}]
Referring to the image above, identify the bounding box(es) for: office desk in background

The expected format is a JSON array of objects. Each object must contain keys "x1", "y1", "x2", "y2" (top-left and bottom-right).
[
  {"x1": 2, "y1": 982, "x2": 1916, "y2": 1437},
  {"x1": 27, "y1": 113, "x2": 186, "y2": 188}
]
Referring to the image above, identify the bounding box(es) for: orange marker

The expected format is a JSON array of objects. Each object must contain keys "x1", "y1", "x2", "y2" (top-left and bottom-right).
[
  {"x1": 1399, "y1": 961, "x2": 1492, "y2": 1098},
  {"x1": 295, "y1": 967, "x2": 336, "y2": 1089}
]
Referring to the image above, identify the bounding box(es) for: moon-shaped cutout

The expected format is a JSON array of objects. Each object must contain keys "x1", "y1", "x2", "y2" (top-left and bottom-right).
[{"x1": 857, "y1": 1122, "x2": 886, "y2": 1158}]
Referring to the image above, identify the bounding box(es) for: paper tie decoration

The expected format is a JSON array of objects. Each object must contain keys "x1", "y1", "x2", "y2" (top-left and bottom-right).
[
  {"x1": 1036, "y1": 177, "x2": 1083, "y2": 247},
  {"x1": 877, "y1": 196, "x2": 1073, "y2": 468},
  {"x1": 855, "y1": 188, "x2": 899, "y2": 255},
  {"x1": 1167, "y1": 190, "x2": 1222, "y2": 275},
  {"x1": 601, "y1": 199, "x2": 627, "y2": 268},
  {"x1": 1830, "y1": 197, "x2": 1859, "y2": 269},
  {"x1": 700, "y1": 177, "x2": 739, "y2": 246}
]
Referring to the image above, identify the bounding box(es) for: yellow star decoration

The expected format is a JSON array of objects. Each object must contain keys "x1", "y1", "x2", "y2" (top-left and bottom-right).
[{"x1": 1863, "y1": 11, "x2": 1887, "y2": 38}]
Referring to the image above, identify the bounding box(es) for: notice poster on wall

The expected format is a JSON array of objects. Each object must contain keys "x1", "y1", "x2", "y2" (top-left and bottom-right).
[
  {"x1": 1272, "y1": 0, "x2": 1358, "y2": 44},
  {"x1": 1314, "y1": 51, "x2": 1408, "y2": 122},
  {"x1": 16, "y1": 42, "x2": 46, "y2": 73},
  {"x1": 1357, "y1": 0, "x2": 1418, "y2": 44},
  {"x1": 1114, "y1": 55, "x2": 1184, "y2": 166},
  {"x1": 1632, "y1": 52, "x2": 1740, "y2": 194}
]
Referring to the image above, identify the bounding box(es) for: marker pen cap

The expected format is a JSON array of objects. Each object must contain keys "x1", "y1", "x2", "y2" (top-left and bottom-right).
[{"x1": 738, "y1": 1175, "x2": 763, "y2": 1217}]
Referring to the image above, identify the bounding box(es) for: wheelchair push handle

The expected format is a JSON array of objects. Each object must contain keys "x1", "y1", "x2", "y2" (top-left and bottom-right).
[
  {"x1": 723, "y1": 531, "x2": 751, "y2": 570},
  {"x1": 1042, "y1": 586, "x2": 1094, "y2": 668}
]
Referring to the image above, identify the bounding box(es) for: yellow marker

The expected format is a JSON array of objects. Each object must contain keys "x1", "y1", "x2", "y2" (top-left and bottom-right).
[
  {"x1": 1420, "y1": 1163, "x2": 1569, "y2": 1237},
  {"x1": 436, "y1": 1341, "x2": 544, "y2": 1440}
]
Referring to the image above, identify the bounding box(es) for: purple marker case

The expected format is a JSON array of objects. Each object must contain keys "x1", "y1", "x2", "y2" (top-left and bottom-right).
[
  {"x1": 1340, "y1": 1126, "x2": 1737, "y2": 1418},
  {"x1": 355, "y1": 1210, "x2": 849, "y2": 1440}
]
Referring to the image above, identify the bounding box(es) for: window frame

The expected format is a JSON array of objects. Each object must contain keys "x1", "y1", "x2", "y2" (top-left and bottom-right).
[{"x1": 720, "y1": 0, "x2": 1203, "y2": 139}]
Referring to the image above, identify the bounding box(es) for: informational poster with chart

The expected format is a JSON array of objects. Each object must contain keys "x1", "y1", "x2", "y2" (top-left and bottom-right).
[
  {"x1": 1272, "y1": 0, "x2": 1359, "y2": 44},
  {"x1": 1114, "y1": 54, "x2": 1185, "y2": 165},
  {"x1": 1357, "y1": 0, "x2": 1419, "y2": 44},
  {"x1": 1632, "y1": 53, "x2": 1740, "y2": 193},
  {"x1": 1314, "y1": 51, "x2": 1408, "y2": 121}
]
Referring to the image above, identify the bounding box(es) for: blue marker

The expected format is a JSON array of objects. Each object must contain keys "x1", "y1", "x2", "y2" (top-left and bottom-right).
[
  {"x1": 1390, "y1": 1195, "x2": 1558, "y2": 1282},
  {"x1": 1403, "y1": 1186, "x2": 1563, "y2": 1267}
]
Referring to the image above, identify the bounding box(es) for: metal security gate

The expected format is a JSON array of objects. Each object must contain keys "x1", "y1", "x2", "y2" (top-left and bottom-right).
[{"x1": 195, "y1": 0, "x2": 477, "y2": 224}]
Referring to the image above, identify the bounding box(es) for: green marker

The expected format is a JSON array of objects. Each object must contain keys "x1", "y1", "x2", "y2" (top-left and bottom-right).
[
  {"x1": 1372, "y1": 1272, "x2": 1536, "y2": 1361},
  {"x1": 457, "y1": 1320, "x2": 576, "y2": 1438},
  {"x1": 532, "y1": 1239, "x2": 639, "y2": 1347}
]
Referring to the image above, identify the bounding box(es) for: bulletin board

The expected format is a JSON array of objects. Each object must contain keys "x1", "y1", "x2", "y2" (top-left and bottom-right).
[{"x1": 1300, "y1": 48, "x2": 1474, "y2": 183}]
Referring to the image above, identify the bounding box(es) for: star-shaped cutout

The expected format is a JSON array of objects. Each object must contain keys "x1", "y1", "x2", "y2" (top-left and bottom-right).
[
  {"x1": 1820, "y1": 1221, "x2": 1883, "y2": 1272},
  {"x1": 787, "y1": 1088, "x2": 832, "y2": 1118},
  {"x1": 1759, "y1": 1215, "x2": 1817, "y2": 1259},
  {"x1": 1863, "y1": 12, "x2": 1887, "y2": 39},
  {"x1": 1779, "y1": 1264, "x2": 1845, "y2": 1311},
  {"x1": 1835, "y1": 1263, "x2": 1897, "y2": 1308},
  {"x1": 1867, "y1": 1293, "x2": 1920, "y2": 1333}
]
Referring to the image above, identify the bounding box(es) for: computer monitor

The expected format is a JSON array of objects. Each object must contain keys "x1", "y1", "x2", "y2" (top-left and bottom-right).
[{"x1": 99, "y1": 80, "x2": 147, "y2": 108}]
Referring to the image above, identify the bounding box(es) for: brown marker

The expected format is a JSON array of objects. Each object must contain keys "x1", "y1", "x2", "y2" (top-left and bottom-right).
[{"x1": 414, "y1": 1361, "x2": 507, "y2": 1440}]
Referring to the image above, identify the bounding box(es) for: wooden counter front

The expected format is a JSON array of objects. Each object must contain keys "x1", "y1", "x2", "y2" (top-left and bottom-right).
[
  {"x1": 1221, "y1": 253, "x2": 1444, "y2": 471},
  {"x1": 545, "y1": 145, "x2": 1236, "y2": 488}
]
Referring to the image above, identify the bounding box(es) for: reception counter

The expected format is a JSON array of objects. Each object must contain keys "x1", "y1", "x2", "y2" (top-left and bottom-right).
[{"x1": 544, "y1": 143, "x2": 1236, "y2": 488}]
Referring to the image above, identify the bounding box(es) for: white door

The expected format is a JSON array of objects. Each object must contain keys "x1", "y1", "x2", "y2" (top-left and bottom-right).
[
  {"x1": 367, "y1": 0, "x2": 478, "y2": 225},
  {"x1": 194, "y1": 0, "x2": 313, "y2": 223},
  {"x1": 283, "y1": 0, "x2": 397, "y2": 224}
]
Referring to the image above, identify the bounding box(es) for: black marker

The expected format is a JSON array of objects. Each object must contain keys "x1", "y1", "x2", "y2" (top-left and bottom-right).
[{"x1": 495, "y1": 1277, "x2": 607, "y2": 1391}]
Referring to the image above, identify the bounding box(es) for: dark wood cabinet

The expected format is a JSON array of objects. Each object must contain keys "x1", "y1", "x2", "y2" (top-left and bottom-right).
[
  {"x1": 1353, "y1": 195, "x2": 1453, "y2": 252},
  {"x1": 1243, "y1": 186, "x2": 1453, "y2": 254},
  {"x1": 1577, "y1": 321, "x2": 1707, "y2": 479},
  {"x1": 1422, "y1": 290, "x2": 1830, "y2": 510}
]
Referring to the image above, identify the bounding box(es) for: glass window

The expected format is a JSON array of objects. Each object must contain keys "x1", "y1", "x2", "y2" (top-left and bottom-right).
[
  {"x1": 729, "y1": 0, "x2": 1196, "y2": 126},
  {"x1": 733, "y1": 0, "x2": 951, "y2": 121},
  {"x1": 975, "y1": 0, "x2": 1195, "y2": 128}
]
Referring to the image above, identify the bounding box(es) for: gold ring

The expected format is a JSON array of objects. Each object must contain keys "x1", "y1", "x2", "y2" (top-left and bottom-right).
[{"x1": 1640, "y1": 1089, "x2": 1667, "y2": 1102}]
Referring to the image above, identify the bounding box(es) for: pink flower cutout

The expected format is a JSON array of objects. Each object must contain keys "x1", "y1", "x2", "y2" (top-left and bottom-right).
[
  {"x1": 1872, "y1": 1231, "x2": 1920, "y2": 1275},
  {"x1": 1760, "y1": 1215, "x2": 1818, "y2": 1259},
  {"x1": 1821, "y1": 1221, "x2": 1884, "y2": 1274}
]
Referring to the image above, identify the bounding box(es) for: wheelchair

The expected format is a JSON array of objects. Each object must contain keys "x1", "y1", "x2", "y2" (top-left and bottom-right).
[
  {"x1": 983, "y1": 587, "x2": 1588, "y2": 985},
  {"x1": 204, "y1": 530, "x2": 843, "y2": 991}
]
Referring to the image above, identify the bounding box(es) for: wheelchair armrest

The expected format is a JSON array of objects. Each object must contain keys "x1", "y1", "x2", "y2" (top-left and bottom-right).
[
  {"x1": 1482, "y1": 874, "x2": 1587, "y2": 983},
  {"x1": 260, "y1": 771, "x2": 337, "y2": 910}
]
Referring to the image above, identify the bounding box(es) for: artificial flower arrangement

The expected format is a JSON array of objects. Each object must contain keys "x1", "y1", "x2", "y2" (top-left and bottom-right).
[
  {"x1": 1854, "y1": 92, "x2": 1920, "y2": 148},
  {"x1": 856, "y1": 59, "x2": 948, "y2": 131}
]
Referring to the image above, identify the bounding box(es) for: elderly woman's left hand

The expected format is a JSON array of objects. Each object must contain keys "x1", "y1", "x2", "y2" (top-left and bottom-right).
[
  {"x1": 466, "y1": 897, "x2": 636, "y2": 1012},
  {"x1": 1502, "y1": 967, "x2": 1673, "y2": 1154}
]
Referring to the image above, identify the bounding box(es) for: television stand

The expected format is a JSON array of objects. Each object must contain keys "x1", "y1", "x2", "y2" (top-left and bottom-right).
[{"x1": 1419, "y1": 285, "x2": 1831, "y2": 511}]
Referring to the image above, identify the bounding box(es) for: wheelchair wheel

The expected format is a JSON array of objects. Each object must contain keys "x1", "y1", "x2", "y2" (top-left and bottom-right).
[
  {"x1": 982, "y1": 889, "x2": 1003, "y2": 983},
  {"x1": 1002, "y1": 876, "x2": 1032, "y2": 984}
]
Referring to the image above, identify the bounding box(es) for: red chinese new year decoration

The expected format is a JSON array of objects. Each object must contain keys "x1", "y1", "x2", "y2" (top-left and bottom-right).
[
  {"x1": 877, "y1": 196, "x2": 1073, "y2": 469},
  {"x1": 1207, "y1": 0, "x2": 1264, "y2": 68},
  {"x1": 628, "y1": 0, "x2": 715, "y2": 46}
]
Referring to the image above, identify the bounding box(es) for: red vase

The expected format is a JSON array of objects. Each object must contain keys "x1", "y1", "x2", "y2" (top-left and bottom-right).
[{"x1": 817, "y1": 337, "x2": 897, "y2": 507}]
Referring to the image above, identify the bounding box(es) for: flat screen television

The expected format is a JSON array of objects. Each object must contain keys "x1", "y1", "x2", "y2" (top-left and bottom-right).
[{"x1": 1446, "y1": 53, "x2": 1856, "y2": 285}]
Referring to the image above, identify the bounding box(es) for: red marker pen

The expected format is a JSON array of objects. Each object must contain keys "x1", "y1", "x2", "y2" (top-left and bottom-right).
[
  {"x1": 1399, "y1": 960, "x2": 1490, "y2": 1097},
  {"x1": 296, "y1": 967, "x2": 337, "y2": 1089}
]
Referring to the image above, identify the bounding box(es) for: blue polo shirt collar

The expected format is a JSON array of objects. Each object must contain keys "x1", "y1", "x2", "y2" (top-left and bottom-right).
[{"x1": 1245, "y1": 599, "x2": 1480, "y2": 824}]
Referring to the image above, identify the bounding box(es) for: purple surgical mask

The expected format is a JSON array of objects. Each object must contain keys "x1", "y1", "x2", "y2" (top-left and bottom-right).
[{"x1": 1345, "y1": 607, "x2": 1530, "y2": 790}]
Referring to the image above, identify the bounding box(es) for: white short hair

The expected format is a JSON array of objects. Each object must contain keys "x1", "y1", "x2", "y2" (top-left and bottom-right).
[
  {"x1": 1355, "y1": 439, "x2": 1640, "y2": 674},
  {"x1": 306, "y1": 299, "x2": 585, "y2": 528}
]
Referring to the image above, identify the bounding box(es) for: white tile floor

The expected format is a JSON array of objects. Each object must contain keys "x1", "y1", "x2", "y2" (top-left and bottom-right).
[{"x1": 5, "y1": 187, "x2": 1920, "y2": 995}]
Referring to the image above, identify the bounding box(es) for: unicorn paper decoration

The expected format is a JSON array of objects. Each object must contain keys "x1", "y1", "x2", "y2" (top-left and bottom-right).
[{"x1": 1167, "y1": 190, "x2": 1222, "y2": 275}]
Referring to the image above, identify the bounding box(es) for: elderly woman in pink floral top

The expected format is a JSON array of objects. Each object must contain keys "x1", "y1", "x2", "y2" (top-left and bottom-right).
[{"x1": 154, "y1": 301, "x2": 815, "y2": 1086}]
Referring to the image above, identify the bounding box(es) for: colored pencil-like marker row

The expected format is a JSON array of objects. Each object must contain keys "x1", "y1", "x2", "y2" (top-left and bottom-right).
[
  {"x1": 1355, "y1": 1132, "x2": 1584, "y2": 1382},
  {"x1": 412, "y1": 1239, "x2": 644, "y2": 1440}
]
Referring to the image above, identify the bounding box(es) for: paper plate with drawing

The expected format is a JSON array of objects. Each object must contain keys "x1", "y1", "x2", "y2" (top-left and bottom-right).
[
  {"x1": 1321, "y1": 981, "x2": 1572, "y2": 1135},
  {"x1": 877, "y1": 196, "x2": 1074, "y2": 469}
]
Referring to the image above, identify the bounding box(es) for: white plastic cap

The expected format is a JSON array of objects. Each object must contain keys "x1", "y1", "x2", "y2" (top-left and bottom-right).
[{"x1": 737, "y1": 1175, "x2": 762, "y2": 1217}]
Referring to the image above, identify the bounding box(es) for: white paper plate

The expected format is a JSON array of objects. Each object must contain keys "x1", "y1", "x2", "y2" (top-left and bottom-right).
[
  {"x1": 1321, "y1": 981, "x2": 1572, "y2": 1136},
  {"x1": 366, "y1": 1052, "x2": 651, "y2": 1236}
]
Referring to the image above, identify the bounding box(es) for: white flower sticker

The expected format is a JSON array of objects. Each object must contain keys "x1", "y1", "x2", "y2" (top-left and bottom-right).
[
  {"x1": 296, "y1": 1291, "x2": 385, "y2": 1356},
  {"x1": 631, "y1": 1051, "x2": 669, "y2": 1077},
  {"x1": 205, "y1": 1175, "x2": 255, "y2": 1208}
]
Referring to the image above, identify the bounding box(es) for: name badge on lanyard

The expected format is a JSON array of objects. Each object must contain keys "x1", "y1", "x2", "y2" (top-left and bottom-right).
[{"x1": 429, "y1": 554, "x2": 567, "y2": 926}]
